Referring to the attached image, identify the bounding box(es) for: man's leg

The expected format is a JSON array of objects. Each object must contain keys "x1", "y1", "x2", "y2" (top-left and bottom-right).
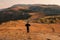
[{"x1": 27, "y1": 26, "x2": 29, "y2": 33}]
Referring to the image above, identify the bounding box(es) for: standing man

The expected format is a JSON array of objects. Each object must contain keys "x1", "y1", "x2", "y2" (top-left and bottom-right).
[{"x1": 25, "y1": 20, "x2": 31, "y2": 33}]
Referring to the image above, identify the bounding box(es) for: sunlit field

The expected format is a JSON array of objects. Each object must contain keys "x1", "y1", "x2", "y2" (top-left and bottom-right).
[{"x1": 0, "y1": 20, "x2": 60, "y2": 40}]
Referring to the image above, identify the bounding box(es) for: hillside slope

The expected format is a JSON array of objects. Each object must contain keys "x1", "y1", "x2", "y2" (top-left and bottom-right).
[{"x1": 0, "y1": 20, "x2": 60, "y2": 40}]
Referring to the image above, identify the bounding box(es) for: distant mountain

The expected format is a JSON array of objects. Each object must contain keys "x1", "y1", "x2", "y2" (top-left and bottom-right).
[
  {"x1": 0, "y1": 4, "x2": 60, "y2": 24},
  {"x1": 0, "y1": 9, "x2": 4, "y2": 11},
  {"x1": 1, "y1": 4, "x2": 60, "y2": 15},
  {"x1": 10, "y1": 4, "x2": 60, "y2": 15}
]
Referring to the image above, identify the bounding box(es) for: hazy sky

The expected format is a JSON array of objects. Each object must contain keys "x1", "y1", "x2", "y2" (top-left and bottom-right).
[{"x1": 0, "y1": 0, "x2": 60, "y2": 9}]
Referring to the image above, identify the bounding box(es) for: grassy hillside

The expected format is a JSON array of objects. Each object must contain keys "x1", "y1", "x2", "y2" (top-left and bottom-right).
[
  {"x1": 0, "y1": 20, "x2": 60, "y2": 40},
  {"x1": 30, "y1": 15, "x2": 60, "y2": 23}
]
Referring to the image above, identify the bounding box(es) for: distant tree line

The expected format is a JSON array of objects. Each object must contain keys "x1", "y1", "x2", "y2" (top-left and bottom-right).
[
  {"x1": 29, "y1": 15, "x2": 60, "y2": 24},
  {"x1": 33, "y1": 16, "x2": 60, "y2": 24},
  {"x1": 29, "y1": 6, "x2": 60, "y2": 15},
  {"x1": 0, "y1": 9, "x2": 31, "y2": 24}
]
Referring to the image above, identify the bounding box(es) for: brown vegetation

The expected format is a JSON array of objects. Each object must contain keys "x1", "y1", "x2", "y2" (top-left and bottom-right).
[{"x1": 0, "y1": 20, "x2": 60, "y2": 40}]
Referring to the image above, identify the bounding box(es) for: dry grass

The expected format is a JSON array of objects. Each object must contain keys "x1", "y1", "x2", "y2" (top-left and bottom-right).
[{"x1": 0, "y1": 20, "x2": 60, "y2": 40}]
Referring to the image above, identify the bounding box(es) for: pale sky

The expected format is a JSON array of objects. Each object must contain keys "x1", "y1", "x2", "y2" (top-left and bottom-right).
[{"x1": 0, "y1": 0, "x2": 60, "y2": 9}]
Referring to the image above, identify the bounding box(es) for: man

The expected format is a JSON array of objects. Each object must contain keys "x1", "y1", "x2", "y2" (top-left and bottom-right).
[{"x1": 25, "y1": 21, "x2": 31, "y2": 33}]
